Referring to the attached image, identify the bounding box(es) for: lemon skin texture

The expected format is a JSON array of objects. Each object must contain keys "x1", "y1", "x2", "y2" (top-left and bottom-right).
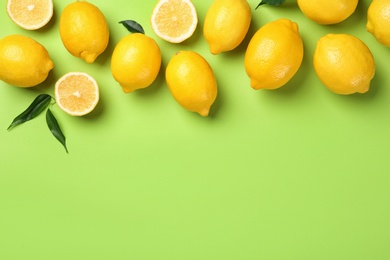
[
  {"x1": 111, "y1": 33, "x2": 162, "y2": 93},
  {"x1": 313, "y1": 34, "x2": 375, "y2": 95},
  {"x1": 367, "y1": 0, "x2": 390, "y2": 47},
  {"x1": 59, "y1": 1, "x2": 109, "y2": 63},
  {"x1": 297, "y1": 0, "x2": 358, "y2": 25},
  {"x1": 244, "y1": 18, "x2": 303, "y2": 90},
  {"x1": 204, "y1": 0, "x2": 251, "y2": 55},
  {"x1": 0, "y1": 34, "x2": 54, "y2": 87},
  {"x1": 166, "y1": 51, "x2": 218, "y2": 117}
]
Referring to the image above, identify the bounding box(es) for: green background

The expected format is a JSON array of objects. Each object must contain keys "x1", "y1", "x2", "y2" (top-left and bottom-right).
[{"x1": 1, "y1": 0, "x2": 390, "y2": 259}]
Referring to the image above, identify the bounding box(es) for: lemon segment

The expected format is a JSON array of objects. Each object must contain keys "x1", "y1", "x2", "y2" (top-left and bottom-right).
[
  {"x1": 6, "y1": 0, "x2": 53, "y2": 30},
  {"x1": 151, "y1": 0, "x2": 198, "y2": 43},
  {"x1": 55, "y1": 72, "x2": 99, "y2": 116}
]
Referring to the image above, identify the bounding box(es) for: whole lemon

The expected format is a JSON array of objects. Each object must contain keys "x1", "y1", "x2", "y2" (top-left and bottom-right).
[
  {"x1": 244, "y1": 18, "x2": 303, "y2": 90},
  {"x1": 110, "y1": 33, "x2": 162, "y2": 93},
  {"x1": 0, "y1": 35, "x2": 54, "y2": 87},
  {"x1": 203, "y1": 0, "x2": 251, "y2": 54},
  {"x1": 59, "y1": 1, "x2": 109, "y2": 63},
  {"x1": 313, "y1": 34, "x2": 375, "y2": 95},
  {"x1": 297, "y1": 0, "x2": 358, "y2": 25},
  {"x1": 166, "y1": 51, "x2": 218, "y2": 117},
  {"x1": 367, "y1": 0, "x2": 390, "y2": 47}
]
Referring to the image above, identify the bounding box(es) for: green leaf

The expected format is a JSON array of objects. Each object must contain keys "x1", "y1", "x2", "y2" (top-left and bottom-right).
[
  {"x1": 256, "y1": 0, "x2": 286, "y2": 9},
  {"x1": 119, "y1": 20, "x2": 145, "y2": 34},
  {"x1": 46, "y1": 109, "x2": 68, "y2": 153},
  {"x1": 8, "y1": 94, "x2": 52, "y2": 130}
]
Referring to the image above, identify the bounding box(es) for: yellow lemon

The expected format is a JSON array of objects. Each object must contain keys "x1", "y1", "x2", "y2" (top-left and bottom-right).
[
  {"x1": 367, "y1": 0, "x2": 390, "y2": 47},
  {"x1": 111, "y1": 33, "x2": 162, "y2": 93},
  {"x1": 313, "y1": 34, "x2": 375, "y2": 95},
  {"x1": 244, "y1": 18, "x2": 303, "y2": 90},
  {"x1": 166, "y1": 51, "x2": 217, "y2": 117},
  {"x1": 297, "y1": 0, "x2": 358, "y2": 25},
  {"x1": 59, "y1": 1, "x2": 109, "y2": 63},
  {"x1": 0, "y1": 34, "x2": 54, "y2": 87},
  {"x1": 203, "y1": 0, "x2": 251, "y2": 54}
]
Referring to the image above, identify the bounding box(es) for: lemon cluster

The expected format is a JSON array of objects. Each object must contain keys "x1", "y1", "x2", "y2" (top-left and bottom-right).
[
  {"x1": 1, "y1": 1, "x2": 110, "y2": 86},
  {"x1": 197, "y1": 0, "x2": 385, "y2": 96},
  {"x1": 148, "y1": 0, "x2": 385, "y2": 118},
  {"x1": 1, "y1": 0, "x2": 109, "y2": 116},
  {"x1": 202, "y1": 0, "x2": 380, "y2": 96},
  {"x1": 1, "y1": 0, "x2": 390, "y2": 119}
]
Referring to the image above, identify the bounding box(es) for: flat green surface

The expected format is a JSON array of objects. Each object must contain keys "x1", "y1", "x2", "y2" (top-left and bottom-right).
[{"x1": 1, "y1": 0, "x2": 390, "y2": 259}]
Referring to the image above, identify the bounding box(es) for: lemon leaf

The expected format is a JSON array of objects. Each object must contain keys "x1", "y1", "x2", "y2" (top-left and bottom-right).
[
  {"x1": 46, "y1": 108, "x2": 68, "y2": 153},
  {"x1": 256, "y1": 0, "x2": 285, "y2": 9},
  {"x1": 119, "y1": 20, "x2": 145, "y2": 34},
  {"x1": 7, "y1": 94, "x2": 52, "y2": 130}
]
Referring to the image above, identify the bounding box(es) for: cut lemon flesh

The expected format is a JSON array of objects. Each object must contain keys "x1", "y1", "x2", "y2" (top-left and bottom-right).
[
  {"x1": 7, "y1": 0, "x2": 53, "y2": 30},
  {"x1": 55, "y1": 72, "x2": 99, "y2": 116},
  {"x1": 151, "y1": 0, "x2": 198, "y2": 43}
]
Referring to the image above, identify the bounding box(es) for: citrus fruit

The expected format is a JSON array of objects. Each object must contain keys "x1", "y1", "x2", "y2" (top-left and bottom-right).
[
  {"x1": 59, "y1": 1, "x2": 109, "y2": 63},
  {"x1": 6, "y1": 0, "x2": 53, "y2": 30},
  {"x1": 166, "y1": 51, "x2": 218, "y2": 117},
  {"x1": 367, "y1": 0, "x2": 390, "y2": 47},
  {"x1": 0, "y1": 34, "x2": 54, "y2": 87},
  {"x1": 111, "y1": 33, "x2": 162, "y2": 93},
  {"x1": 151, "y1": 0, "x2": 198, "y2": 43},
  {"x1": 55, "y1": 72, "x2": 99, "y2": 116},
  {"x1": 204, "y1": 0, "x2": 251, "y2": 54},
  {"x1": 313, "y1": 34, "x2": 375, "y2": 95},
  {"x1": 297, "y1": 0, "x2": 358, "y2": 25},
  {"x1": 244, "y1": 18, "x2": 304, "y2": 90}
]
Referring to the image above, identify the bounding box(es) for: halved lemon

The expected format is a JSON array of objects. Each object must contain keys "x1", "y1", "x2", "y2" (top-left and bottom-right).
[
  {"x1": 55, "y1": 72, "x2": 99, "y2": 116},
  {"x1": 7, "y1": 0, "x2": 53, "y2": 30},
  {"x1": 151, "y1": 0, "x2": 198, "y2": 43}
]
